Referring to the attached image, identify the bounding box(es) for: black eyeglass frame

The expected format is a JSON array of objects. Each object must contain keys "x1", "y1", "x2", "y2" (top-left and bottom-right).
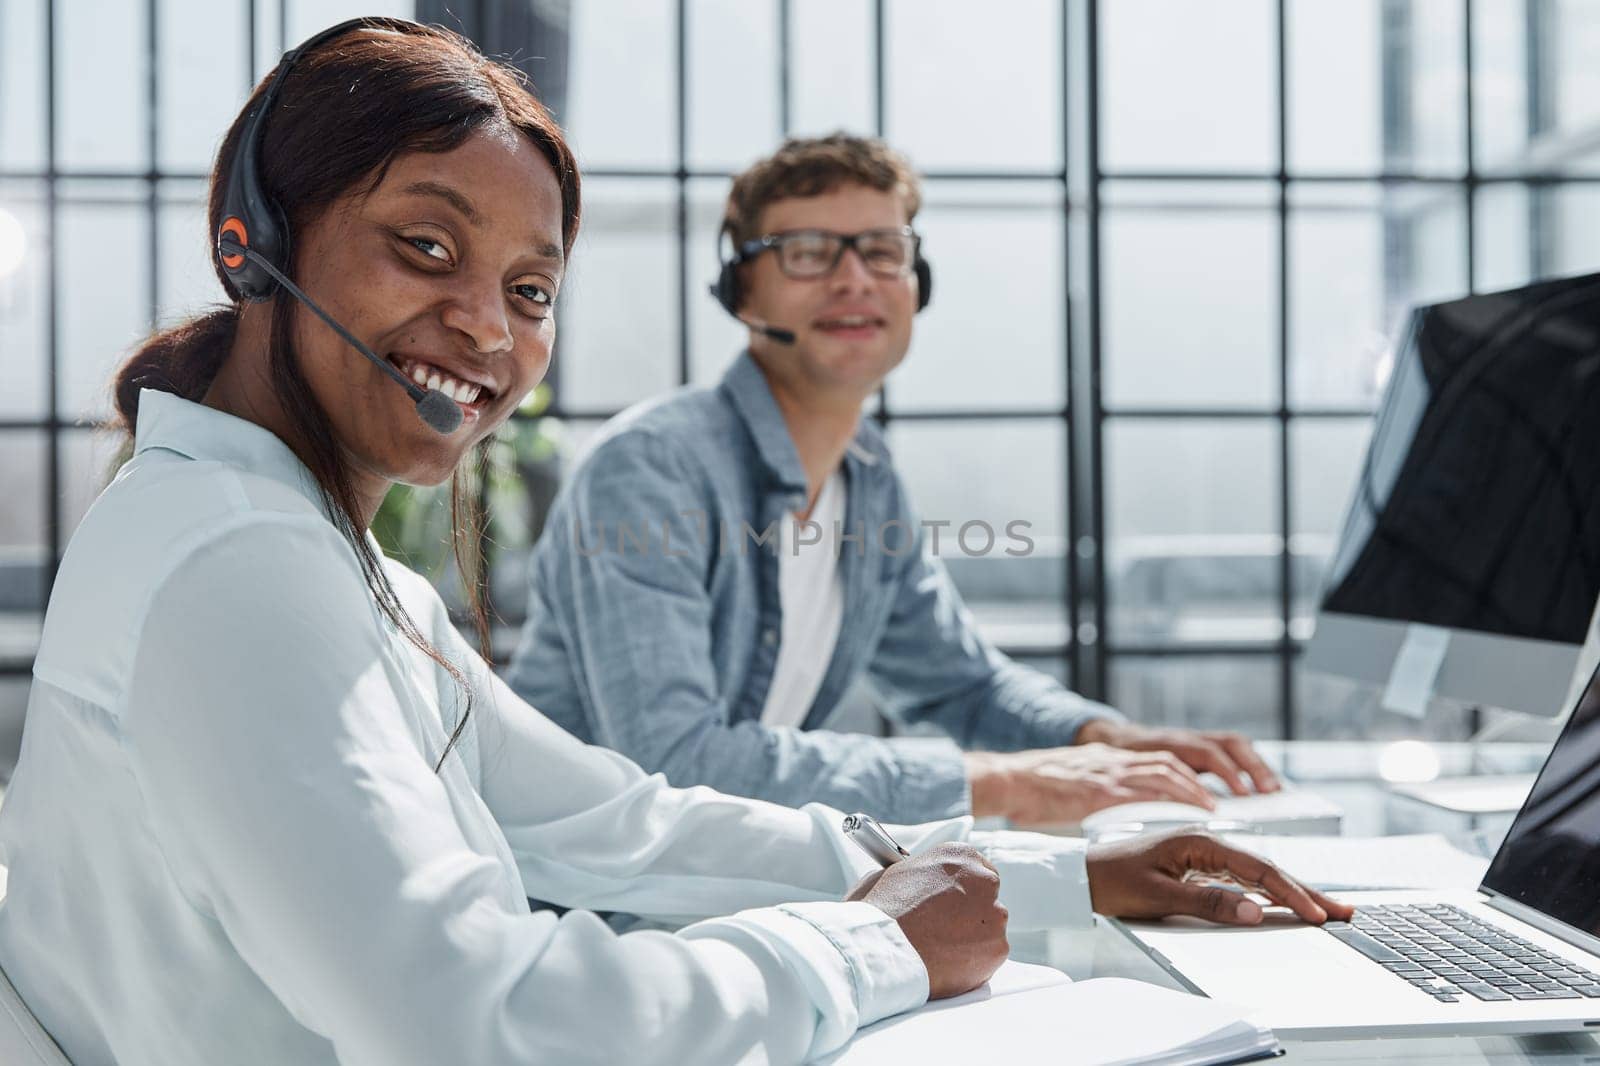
[{"x1": 733, "y1": 226, "x2": 922, "y2": 279}]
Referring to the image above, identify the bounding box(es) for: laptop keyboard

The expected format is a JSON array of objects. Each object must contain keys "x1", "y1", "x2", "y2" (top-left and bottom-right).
[{"x1": 1323, "y1": 904, "x2": 1600, "y2": 1004}]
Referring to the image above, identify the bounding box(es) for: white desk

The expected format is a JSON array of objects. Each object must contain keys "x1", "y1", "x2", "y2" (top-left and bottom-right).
[{"x1": 1014, "y1": 741, "x2": 1600, "y2": 1064}]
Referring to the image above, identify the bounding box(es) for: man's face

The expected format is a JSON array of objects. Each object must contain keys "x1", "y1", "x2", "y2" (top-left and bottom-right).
[{"x1": 738, "y1": 183, "x2": 919, "y2": 400}]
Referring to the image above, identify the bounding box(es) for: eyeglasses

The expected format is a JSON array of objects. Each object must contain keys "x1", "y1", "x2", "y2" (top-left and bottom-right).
[{"x1": 735, "y1": 227, "x2": 920, "y2": 280}]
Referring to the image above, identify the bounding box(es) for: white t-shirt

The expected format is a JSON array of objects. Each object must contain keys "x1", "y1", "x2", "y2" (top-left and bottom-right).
[{"x1": 761, "y1": 471, "x2": 847, "y2": 729}]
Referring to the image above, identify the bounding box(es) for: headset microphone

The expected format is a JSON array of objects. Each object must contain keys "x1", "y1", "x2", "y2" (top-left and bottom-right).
[
  {"x1": 707, "y1": 273, "x2": 799, "y2": 346},
  {"x1": 749, "y1": 319, "x2": 797, "y2": 345},
  {"x1": 413, "y1": 389, "x2": 464, "y2": 435},
  {"x1": 218, "y1": 238, "x2": 464, "y2": 435},
  {"x1": 706, "y1": 273, "x2": 798, "y2": 343},
  {"x1": 708, "y1": 288, "x2": 795, "y2": 345}
]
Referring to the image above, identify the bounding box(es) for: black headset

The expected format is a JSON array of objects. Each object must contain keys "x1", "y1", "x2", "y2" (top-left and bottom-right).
[
  {"x1": 709, "y1": 221, "x2": 934, "y2": 318},
  {"x1": 216, "y1": 16, "x2": 426, "y2": 301}
]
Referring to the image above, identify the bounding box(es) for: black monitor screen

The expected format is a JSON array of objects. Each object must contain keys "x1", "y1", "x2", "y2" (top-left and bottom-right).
[
  {"x1": 1319, "y1": 272, "x2": 1600, "y2": 645},
  {"x1": 1482, "y1": 663, "x2": 1600, "y2": 935}
]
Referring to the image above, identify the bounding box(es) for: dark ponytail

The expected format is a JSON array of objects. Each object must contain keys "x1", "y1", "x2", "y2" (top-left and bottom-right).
[{"x1": 112, "y1": 304, "x2": 239, "y2": 437}]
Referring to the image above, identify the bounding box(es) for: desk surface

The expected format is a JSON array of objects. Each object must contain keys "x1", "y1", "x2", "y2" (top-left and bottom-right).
[
  {"x1": 1, "y1": 741, "x2": 1588, "y2": 1061},
  {"x1": 1014, "y1": 741, "x2": 1600, "y2": 1064}
]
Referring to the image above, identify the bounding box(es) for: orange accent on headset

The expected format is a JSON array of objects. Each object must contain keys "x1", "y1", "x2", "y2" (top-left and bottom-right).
[{"x1": 219, "y1": 217, "x2": 249, "y2": 269}]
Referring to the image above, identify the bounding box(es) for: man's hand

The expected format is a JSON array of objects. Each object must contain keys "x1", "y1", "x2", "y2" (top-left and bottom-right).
[
  {"x1": 846, "y1": 842, "x2": 1010, "y2": 999},
  {"x1": 965, "y1": 744, "x2": 1218, "y2": 826},
  {"x1": 1087, "y1": 830, "x2": 1354, "y2": 926},
  {"x1": 1076, "y1": 719, "x2": 1281, "y2": 796}
]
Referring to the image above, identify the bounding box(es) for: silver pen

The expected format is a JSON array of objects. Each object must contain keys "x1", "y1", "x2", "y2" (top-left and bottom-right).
[{"x1": 842, "y1": 812, "x2": 910, "y2": 868}]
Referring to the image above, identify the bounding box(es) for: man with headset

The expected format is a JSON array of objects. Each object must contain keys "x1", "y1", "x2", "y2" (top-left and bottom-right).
[{"x1": 507, "y1": 134, "x2": 1281, "y2": 827}]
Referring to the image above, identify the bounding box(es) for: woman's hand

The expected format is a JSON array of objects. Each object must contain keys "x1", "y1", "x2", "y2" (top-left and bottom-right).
[
  {"x1": 847, "y1": 842, "x2": 1010, "y2": 999},
  {"x1": 1087, "y1": 830, "x2": 1354, "y2": 925}
]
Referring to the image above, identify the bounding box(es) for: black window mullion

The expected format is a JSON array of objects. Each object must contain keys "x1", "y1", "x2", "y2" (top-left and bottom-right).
[
  {"x1": 871, "y1": 0, "x2": 888, "y2": 429},
  {"x1": 147, "y1": 0, "x2": 159, "y2": 334},
  {"x1": 1106, "y1": 406, "x2": 1373, "y2": 419},
  {"x1": 1276, "y1": 0, "x2": 1294, "y2": 740},
  {"x1": 1524, "y1": 2, "x2": 1546, "y2": 278},
  {"x1": 1463, "y1": 0, "x2": 1478, "y2": 293},
  {"x1": 1462, "y1": 0, "x2": 1481, "y2": 736},
  {"x1": 1084, "y1": 0, "x2": 1108, "y2": 702},
  {"x1": 777, "y1": 0, "x2": 791, "y2": 138},
  {"x1": 674, "y1": 0, "x2": 689, "y2": 388},
  {"x1": 1110, "y1": 643, "x2": 1293, "y2": 658},
  {"x1": 1060, "y1": 0, "x2": 1078, "y2": 691},
  {"x1": 44, "y1": 0, "x2": 61, "y2": 594},
  {"x1": 13, "y1": 165, "x2": 1600, "y2": 185},
  {"x1": 872, "y1": 0, "x2": 885, "y2": 163}
]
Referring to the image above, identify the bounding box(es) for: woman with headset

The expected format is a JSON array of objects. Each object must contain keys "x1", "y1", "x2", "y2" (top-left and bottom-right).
[{"x1": 0, "y1": 18, "x2": 1346, "y2": 1066}]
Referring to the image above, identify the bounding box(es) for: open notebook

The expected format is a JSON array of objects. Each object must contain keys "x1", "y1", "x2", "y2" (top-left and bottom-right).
[{"x1": 814, "y1": 960, "x2": 1279, "y2": 1066}]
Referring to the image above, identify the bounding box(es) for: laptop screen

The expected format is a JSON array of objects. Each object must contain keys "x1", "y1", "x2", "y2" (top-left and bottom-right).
[{"x1": 1481, "y1": 663, "x2": 1600, "y2": 935}]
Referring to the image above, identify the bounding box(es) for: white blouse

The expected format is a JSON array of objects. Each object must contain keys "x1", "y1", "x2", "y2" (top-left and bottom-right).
[{"x1": 0, "y1": 390, "x2": 1089, "y2": 1066}]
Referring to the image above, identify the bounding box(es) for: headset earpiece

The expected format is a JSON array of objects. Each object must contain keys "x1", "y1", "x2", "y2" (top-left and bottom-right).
[
  {"x1": 215, "y1": 16, "x2": 412, "y2": 302},
  {"x1": 711, "y1": 260, "x2": 743, "y2": 316},
  {"x1": 217, "y1": 106, "x2": 290, "y2": 301},
  {"x1": 914, "y1": 254, "x2": 933, "y2": 312},
  {"x1": 710, "y1": 224, "x2": 745, "y2": 315}
]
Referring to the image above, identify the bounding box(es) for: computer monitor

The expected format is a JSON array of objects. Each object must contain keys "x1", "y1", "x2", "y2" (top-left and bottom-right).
[{"x1": 1304, "y1": 270, "x2": 1600, "y2": 718}]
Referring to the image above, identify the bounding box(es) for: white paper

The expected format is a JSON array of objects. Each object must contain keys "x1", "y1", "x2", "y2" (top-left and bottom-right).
[
  {"x1": 1220, "y1": 832, "x2": 1490, "y2": 892},
  {"x1": 816, "y1": 975, "x2": 1276, "y2": 1066},
  {"x1": 1381, "y1": 623, "x2": 1451, "y2": 718}
]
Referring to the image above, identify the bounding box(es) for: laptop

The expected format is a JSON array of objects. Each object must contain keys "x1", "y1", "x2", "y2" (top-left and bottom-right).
[{"x1": 1116, "y1": 662, "x2": 1600, "y2": 1039}]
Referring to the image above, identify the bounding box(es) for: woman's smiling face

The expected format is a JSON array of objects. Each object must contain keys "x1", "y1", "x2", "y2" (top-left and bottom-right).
[{"x1": 285, "y1": 123, "x2": 565, "y2": 492}]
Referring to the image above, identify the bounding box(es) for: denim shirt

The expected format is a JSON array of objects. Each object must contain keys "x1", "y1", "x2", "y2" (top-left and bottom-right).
[{"x1": 506, "y1": 352, "x2": 1119, "y2": 824}]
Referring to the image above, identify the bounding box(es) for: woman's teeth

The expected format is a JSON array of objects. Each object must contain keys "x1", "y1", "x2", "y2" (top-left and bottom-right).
[{"x1": 406, "y1": 363, "x2": 484, "y2": 404}]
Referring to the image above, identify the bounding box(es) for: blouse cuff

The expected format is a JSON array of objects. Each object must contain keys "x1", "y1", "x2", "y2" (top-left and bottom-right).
[
  {"x1": 713, "y1": 900, "x2": 928, "y2": 1056},
  {"x1": 971, "y1": 829, "x2": 1093, "y2": 931}
]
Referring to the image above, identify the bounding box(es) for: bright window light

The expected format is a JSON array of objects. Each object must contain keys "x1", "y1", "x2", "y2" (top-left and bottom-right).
[
  {"x1": 1378, "y1": 739, "x2": 1443, "y2": 784},
  {"x1": 0, "y1": 208, "x2": 25, "y2": 280}
]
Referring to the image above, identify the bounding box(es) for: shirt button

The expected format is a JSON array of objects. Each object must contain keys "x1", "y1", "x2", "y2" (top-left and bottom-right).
[{"x1": 763, "y1": 628, "x2": 778, "y2": 647}]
